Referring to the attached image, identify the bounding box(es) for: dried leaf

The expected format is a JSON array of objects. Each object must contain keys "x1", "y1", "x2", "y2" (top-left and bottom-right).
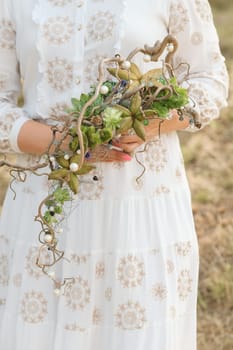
[
  {"x1": 68, "y1": 173, "x2": 79, "y2": 194},
  {"x1": 48, "y1": 169, "x2": 69, "y2": 180},
  {"x1": 117, "y1": 117, "x2": 133, "y2": 134},
  {"x1": 133, "y1": 119, "x2": 146, "y2": 141}
]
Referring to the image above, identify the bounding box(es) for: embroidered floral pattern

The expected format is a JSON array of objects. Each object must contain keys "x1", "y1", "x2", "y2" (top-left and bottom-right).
[
  {"x1": 188, "y1": 81, "x2": 220, "y2": 125},
  {"x1": 0, "y1": 237, "x2": 9, "y2": 286},
  {"x1": 209, "y1": 51, "x2": 222, "y2": 64},
  {"x1": 92, "y1": 307, "x2": 103, "y2": 325},
  {"x1": 144, "y1": 139, "x2": 167, "y2": 172},
  {"x1": 64, "y1": 276, "x2": 91, "y2": 310},
  {"x1": 173, "y1": 55, "x2": 190, "y2": 80},
  {"x1": 48, "y1": 0, "x2": 73, "y2": 6},
  {"x1": 115, "y1": 301, "x2": 146, "y2": 330},
  {"x1": 175, "y1": 167, "x2": 183, "y2": 181},
  {"x1": 0, "y1": 255, "x2": 9, "y2": 286},
  {"x1": 153, "y1": 185, "x2": 170, "y2": 196},
  {"x1": 149, "y1": 248, "x2": 160, "y2": 255},
  {"x1": 65, "y1": 323, "x2": 86, "y2": 332},
  {"x1": 22, "y1": 186, "x2": 35, "y2": 195},
  {"x1": 84, "y1": 54, "x2": 108, "y2": 85},
  {"x1": 70, "y1": 253, "x2": 89, "y2": 265},
  {"x1": 195, "y1": 0, "x2": 212, "y2": 22},
  {"x1": 191, "y1": 32, "x2": 203, "y2": 45},
  {"x1": 0, "y1": 19, "x2": 15, "y2": 49},
  {"x1": 188, "y1": 83, "x2": 210, "y2": 109},
  {"x1": 105, "y1": 287, "x2": 112, "y2": 301},
  {"x1": 25, "y1": 246, "x2": 51, "y2": 279},
  {"x1": 87, "y1": 11, "x2": 115, "y2": 42},
  {"x1": 49, "y1": 102, "x2": 70, "y2": 121},
  {"x1": 20, "y1": 291, "x2": 48, "y2": 323},
  {"x1": 166, "y1": 260, "x2": 175, "y2": 274},
  {"x1": 45, "y1": 57, "x2": 74, "y2": 91},
  {"x1": 112, "y1": 161, "x2": 125, "y2": 169},
  {"x1": 151, "y1": 283, "x2": 167, "y2": 300},
  {"x1": 169, "y1": 3, "x2": 189, "y2": 35},
  {"x1": 117, "y1": 254, "x2": 145, "y2": 288},
  {"x1": 177, "y1": 269, "x2": 193, "y2": 300},
  {"x1": 43, "y1": 16, "x2": 75, "y2": 45},
  {"x1": 0, "y1": 235, "x2": 9, "y2": 246},
  {"x1": 78, "y1": 167, "x2": 104, "y2": 200},
  {"x1": 1, "y1": 112, "x2": 20, "y2": 134},
  {"x1": 0, "y1": 72, "x2": 7, "y2": 91},
  {"x1": 95, "y1": 261, "x2": 105, "y2": 279},
  {"x1": 175, "y1": 241, "x2": 192, "y2": 256},
  {"x1": 201, "y1": 107, "x2": 218, "y2": 124},
  {"x1": 0, "y1": 110, "x2": 22, "y2": 152}
]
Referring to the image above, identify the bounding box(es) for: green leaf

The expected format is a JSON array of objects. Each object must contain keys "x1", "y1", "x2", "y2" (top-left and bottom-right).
[
  {"x1": 98, "y1": 128, "x2": 113, "y2": 143},
  {"x1": 133, "y1": 119, "x2": 146, "y2": 141},
  {"x1": 53, "y1": 188, "x2": 71, "y2": 203},
  {"x1": 103, "y1": 107, "x2": 123, "y2": 129},
  {"x1": 76, "y1": 164, "x2": 96, "y2": 175}
]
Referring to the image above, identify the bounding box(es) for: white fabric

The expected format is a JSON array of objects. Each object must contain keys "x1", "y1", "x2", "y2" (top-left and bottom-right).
[
  {"x1": 0, "y1": 0, "x2": 229, "y2": 349},
  {"x1": 9, "y1": 116, "x2": 29, "y2": 152}
]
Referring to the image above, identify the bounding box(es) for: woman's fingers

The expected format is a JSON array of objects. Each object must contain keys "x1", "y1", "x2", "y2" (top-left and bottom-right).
[
  {"x1": 118, "y1": 142, "x2": 141, "y2": 153},
  {"x1": 86, "y1": 145, "x2": 132, "y2": 163},
  {"x1": 114, "y1": 135, "x2": 141, "y2": 144},
  {"x1": 112, "y1": 135, "x2": 143, "y2": 153}
]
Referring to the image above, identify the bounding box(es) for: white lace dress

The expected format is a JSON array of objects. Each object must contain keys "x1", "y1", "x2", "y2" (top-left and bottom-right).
[{"x1": 0, "y1": 1, "x2": 228, "y2": 350}]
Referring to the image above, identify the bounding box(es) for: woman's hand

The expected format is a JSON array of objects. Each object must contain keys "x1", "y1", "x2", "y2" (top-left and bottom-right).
[
  {"x1": 111, "y1": 134, "x2": 144, "y2": 154},
  {"x1": 112, "y1": 110, "x2": 190, "y2": 154},
  {"x1": 86, "y1": 144, "x2": 132, "y2": 163}
]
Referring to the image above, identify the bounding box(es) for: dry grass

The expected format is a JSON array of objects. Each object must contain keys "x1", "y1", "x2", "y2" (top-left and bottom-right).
[{"x1": 0, "y1": 1, "x2": 232, "y2": 349}]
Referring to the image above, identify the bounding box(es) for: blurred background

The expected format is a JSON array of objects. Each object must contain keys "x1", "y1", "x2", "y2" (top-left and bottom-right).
[{"x1": 0, "y1": 1, "x2": 232, "y2": 349}]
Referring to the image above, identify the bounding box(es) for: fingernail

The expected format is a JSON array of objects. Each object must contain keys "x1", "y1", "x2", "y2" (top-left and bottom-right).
[{"x1": 122, "y1": 154, "x2": 132, "y2": 161}]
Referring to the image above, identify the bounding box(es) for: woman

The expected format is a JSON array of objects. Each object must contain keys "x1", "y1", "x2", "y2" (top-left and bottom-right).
[{"x1": 0, "y1": 0, "x2": 228, "y2": 349}]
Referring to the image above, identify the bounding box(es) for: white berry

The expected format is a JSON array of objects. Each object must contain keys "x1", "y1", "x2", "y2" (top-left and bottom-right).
[
  {"x1": 69, "y1": 162, "x2": 79, "y2": 172},
  {"x1": 64, "y1": 154, "x2": 70, "y2": 160},
  {"x1": 54, "y1": 288, "x2": 61, "y2": 296},
  {"x1": 100, "y1": 85, "x2": 109, "y2": 95},
  {"x1": 44, "y1": 233, "x2": 53, "y2": 243},
  {"x1": 121, "y1": 60, "x2": 131, "y2": 69},
  {"x1": 48, "y1": 271, "x2": 55, "y2": 278},
  {"x1": 167, "y1": 44, "x2": 174, "y2": 52},
  {"x1": 143, "y1": 54, "x2": 151, "y2": 62},
  {"x1": 49, "y1": 156, "x2": 55, "y2": 162}
]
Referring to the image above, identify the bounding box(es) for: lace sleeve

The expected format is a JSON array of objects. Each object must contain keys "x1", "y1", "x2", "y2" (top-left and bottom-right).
[
  {"x1": 0, "y1": 1, "x2": 30, "y2": 153},
  {"x1": 168, "y1": 0, "x2": 229, "y2": 131}
]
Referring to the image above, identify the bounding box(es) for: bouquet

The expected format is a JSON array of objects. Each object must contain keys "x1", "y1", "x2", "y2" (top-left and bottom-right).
[{"x1": 0, "y1": 35, "x2": 201, "y2": 293}]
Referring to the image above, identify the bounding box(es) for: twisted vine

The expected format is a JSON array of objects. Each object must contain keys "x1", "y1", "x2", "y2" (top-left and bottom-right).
[{"x1": 0, "y1": 35, "x2": 200, "y2": 294}]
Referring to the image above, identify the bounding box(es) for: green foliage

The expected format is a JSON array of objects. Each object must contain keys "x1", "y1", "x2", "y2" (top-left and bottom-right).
[
  {"x1": 151, "y1": 78, "x2": 189, "y2": 118},
  {"x1": 53, "y1": 187, "x2": 71, "y2": 203},
  {"x1": 103, "y1": 107, "x2": 122, "y2": 129},
  {"x1": 71, "y1": 82, "x2": 117, "y2": 118}
]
